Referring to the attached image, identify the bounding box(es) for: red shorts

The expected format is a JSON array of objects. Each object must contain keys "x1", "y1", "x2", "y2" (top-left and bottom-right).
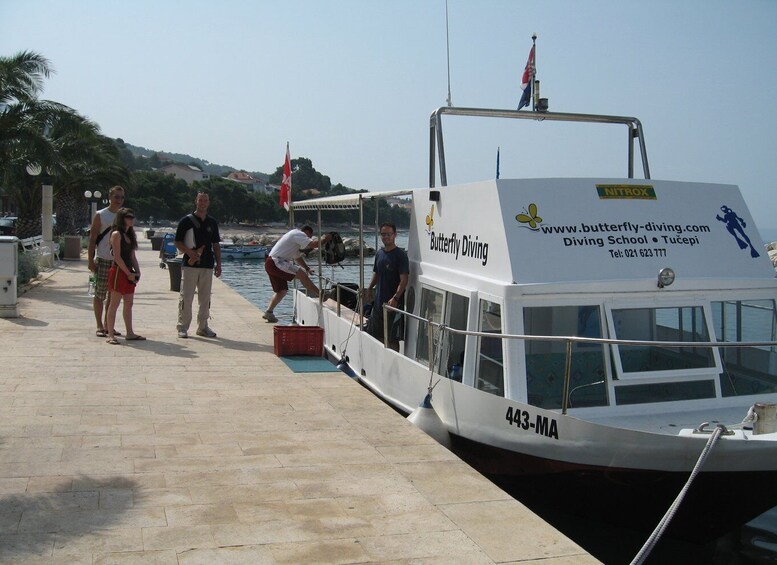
[
  {"x1": 264, "y1": 256, "x2": 295, "y2": 292},
  {"x1": 108, "y1": 265, "x2": 136, "y2": 295}
]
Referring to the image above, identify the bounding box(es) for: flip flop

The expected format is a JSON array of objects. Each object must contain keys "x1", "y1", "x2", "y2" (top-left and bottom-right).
[
  {"x1": 106, "y1": 337, "x2": 120, "y2": 345},
  {"x1": 113, "y1": 330, "x2": 122, "y2": 336},
  {"x1": 125, "y1": 335, "x2": 146, "y2": 341},
  {"x1": 96, "y1": 329, "x2": 107, "y2": 338}
]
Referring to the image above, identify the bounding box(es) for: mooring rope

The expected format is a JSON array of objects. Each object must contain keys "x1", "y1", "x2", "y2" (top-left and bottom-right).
[
  {"x1": 337, "y1": 291, "x2": 363, "y2": 359},
  {"x1": 425, "y1": 324, "x2": 447, "y2": 392},
  {"x1": 630, "y1": 424, "x2": 726, "y2": 565}
]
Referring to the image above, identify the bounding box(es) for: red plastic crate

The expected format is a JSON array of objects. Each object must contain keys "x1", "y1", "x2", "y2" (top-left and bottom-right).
[{"x1": 273, "y1": 325, "x2": 324, "y2": 357}]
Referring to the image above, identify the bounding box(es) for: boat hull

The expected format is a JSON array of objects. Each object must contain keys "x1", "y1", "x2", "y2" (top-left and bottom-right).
[
  {"x1": 295, "y1": 292, "x2": 777, "y2": 539},
  {"x1": 450, "y1": 433, "x2": 777, "y2": 542}
]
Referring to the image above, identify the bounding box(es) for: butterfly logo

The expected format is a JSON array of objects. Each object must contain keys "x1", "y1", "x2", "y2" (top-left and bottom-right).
[
  {"x1": 516, "y1": 203, "x2": 542, "y2": 230},
  {"x1": 425, "y1": 204, "x2": 435, "y2": 233}
]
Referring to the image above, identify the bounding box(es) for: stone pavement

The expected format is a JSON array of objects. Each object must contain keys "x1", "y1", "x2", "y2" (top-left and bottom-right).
[{"x1": 0, "y1": 239, "x2": 597, "y2": 564}]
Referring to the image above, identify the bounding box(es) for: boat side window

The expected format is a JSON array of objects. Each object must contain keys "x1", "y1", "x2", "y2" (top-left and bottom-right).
[
  {"x1": 415, "y1": 287, "x2": 444, "y2": 366},
  {"x1": 476, "y1": 300, "x2": 504, "y2": 397},
  {"x1": 523, "y1": 305, "x2": 608, "y2": 409},
  {"x1": 440, "y1": 293, "x2": 469, "y2": 380},
  {"x1": 414, "y1": 287, "x2": 469, "y2": 377},
  {"x1": 712, "y1": 299, "x2": 777, "y2": 397}
]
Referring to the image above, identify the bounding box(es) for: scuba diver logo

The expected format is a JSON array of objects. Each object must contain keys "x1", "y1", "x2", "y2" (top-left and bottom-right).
[
  {"x1": 716, "y1": 205, "x2": 760, "y2": 258},
  {"x1": 516, "y1": 203, "x2": 542, "y2": 230}
]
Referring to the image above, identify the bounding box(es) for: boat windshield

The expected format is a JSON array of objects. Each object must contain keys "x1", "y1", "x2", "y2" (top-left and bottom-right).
[
  {"x1": 611, "y1": 306, "x2": 716, "y2": 376},
  {"x1": 607, "y1": 305, "x2": 720, "y2": 405},
  {"x1": 712, "y1": 299, "x2": 777, "y2": 397},
  {"x1": 524, "y1": 305, "x2": 608, "y2": 409}
]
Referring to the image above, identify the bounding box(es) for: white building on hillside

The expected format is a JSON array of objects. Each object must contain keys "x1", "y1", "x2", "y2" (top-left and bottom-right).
[
  {"x1": 158, "y1": 163, "x2": 210, "y2": 185},
  {"x1": 227, "y1": 171, "x2": 272, "y2": 194}
]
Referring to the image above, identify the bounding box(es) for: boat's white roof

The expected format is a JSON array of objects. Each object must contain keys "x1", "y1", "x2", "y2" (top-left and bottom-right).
[
  {"x1": 407, "y1": 177, "x2": 776, "y2": 288},
  {"x1": 290, "y1": 189, "x2": 414, "y2": 211},
  {"x1": 288, "y1": 177, "x2": 776, "y2": 289}
]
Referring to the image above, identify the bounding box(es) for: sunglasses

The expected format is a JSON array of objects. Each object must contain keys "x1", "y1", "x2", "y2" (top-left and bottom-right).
[{"x1": 125, "y1": 215, "x2": 135, "y2": 220}]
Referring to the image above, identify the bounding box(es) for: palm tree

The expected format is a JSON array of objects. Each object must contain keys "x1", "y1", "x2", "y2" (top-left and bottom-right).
[
  {"x1": 0, "y1": 50, "x2": 130, "y2": 237},
  {"x1": 48, "y1": 115, "x2": 132, "y2": 235},
  {"x1": 0, "y1": 51, "x2": 54, "y2": 180}
]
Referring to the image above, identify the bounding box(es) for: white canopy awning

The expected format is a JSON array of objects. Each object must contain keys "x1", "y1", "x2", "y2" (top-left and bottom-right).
[{"x1": 290, "y1": 189, "x2": 414, "y2": 211}]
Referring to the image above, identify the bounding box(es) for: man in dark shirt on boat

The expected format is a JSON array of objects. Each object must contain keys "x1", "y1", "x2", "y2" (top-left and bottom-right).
[{"x1": 366, "y1": 222, "x2": 409, "y2": 351}]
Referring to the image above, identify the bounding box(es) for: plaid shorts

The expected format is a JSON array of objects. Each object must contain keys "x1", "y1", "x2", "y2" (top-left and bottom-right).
[{"x1": 95, "y1": 258, "x2": 112, "y2": 300}]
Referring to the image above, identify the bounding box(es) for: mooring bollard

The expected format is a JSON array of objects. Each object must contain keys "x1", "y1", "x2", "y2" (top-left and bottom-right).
[{"x1": 753, "y1": 403, "x2": 777, "y2": 435}]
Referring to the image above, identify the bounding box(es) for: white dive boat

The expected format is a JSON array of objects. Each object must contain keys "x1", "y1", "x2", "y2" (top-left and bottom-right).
[
  {"x1": 219, "y1": 244, "x2": 268, "y2": 260},
  {"x1": 291, "y1": 107, "x2": 777, "y2": 541}
]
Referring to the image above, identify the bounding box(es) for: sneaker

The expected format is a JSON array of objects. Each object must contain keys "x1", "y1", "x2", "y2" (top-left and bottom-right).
[
  {"x1": 196, "y1": 327, "x2": 217, "y2": 338},
  {"x1": 262, "y1": 311, "x2": 278, "y2": 323},
  {"x1": 178, "y1": 330, "x2": 188, "y2": 338}
]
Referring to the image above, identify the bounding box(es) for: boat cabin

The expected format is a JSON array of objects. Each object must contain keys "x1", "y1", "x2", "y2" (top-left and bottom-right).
[
  {"x1": 293, "y1": 107, "x2": 777, "y2": 417},
  {"x1": 400, "y1": 177, "x2": 777, "y2": 412}
]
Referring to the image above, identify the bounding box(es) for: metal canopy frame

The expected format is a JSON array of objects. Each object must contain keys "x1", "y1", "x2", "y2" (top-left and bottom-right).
[
  {"x1": 290, "y1": 189, "x2": 413, "y2": 212},
  {"x1": 290, "y1": 189, "x2": 413, "y2": 324},
  {"x1": 429, "y1": 106, "x2": 651, "y2": 188}
]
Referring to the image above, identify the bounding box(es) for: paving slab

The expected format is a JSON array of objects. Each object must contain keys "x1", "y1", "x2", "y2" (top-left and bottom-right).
[{"x1": 0, "y1": 239, "x2": 598, "y2": 563}]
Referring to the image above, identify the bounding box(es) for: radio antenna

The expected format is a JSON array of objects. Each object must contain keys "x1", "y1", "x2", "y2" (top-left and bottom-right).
[{"x1": 445, "y1": 0, "x2": 452, "y2": 107}]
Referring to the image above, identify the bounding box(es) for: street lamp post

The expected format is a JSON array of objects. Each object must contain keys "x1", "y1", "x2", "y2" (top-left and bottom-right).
[
  {"x1": 25, "y1": 164, "x2": 54, "y2": 268},
  {"x1": 84, "y1": 190, "x2": 103, "y2": 222}
]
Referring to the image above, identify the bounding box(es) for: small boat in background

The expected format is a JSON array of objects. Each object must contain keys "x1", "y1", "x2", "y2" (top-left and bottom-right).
[{"x1": 220, "y1": 244, "x2": 268, "y2": 260}]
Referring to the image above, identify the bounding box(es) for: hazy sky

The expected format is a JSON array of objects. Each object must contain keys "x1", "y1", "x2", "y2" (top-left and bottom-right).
[{"x1": 2, "y1": 0, "x2": 777, "y2": 228}]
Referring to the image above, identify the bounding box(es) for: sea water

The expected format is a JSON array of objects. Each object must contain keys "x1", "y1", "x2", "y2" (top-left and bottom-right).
[
  {"x1": 220, "y1": 231, "x2": 406, "y2": 323},
  {"x1": 220, "y1": 253, "x2": 368, "y2": 322}
]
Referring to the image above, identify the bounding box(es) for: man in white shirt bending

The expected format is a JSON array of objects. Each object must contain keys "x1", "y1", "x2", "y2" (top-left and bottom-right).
[{"x1": 262, "y1": 225, "x2": 330, "y2": 323}]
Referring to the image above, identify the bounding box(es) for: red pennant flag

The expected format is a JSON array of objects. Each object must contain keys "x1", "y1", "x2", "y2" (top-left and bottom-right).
[{"x1": 280, "y1": 143, "x2": 291, "y2": 211}]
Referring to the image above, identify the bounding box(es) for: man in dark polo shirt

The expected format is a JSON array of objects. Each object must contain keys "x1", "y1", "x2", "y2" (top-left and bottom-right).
[{"x1": 174, "y1": 192, "x2": 222, "y2": 338}]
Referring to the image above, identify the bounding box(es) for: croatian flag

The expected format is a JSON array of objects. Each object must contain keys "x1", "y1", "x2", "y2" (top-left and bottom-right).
[
  {"x1": 517, "y1": 46, "x2": 535, "y2": 111},
  {"x1": 279, "y1": 142, "x2": 291, "y2": 211}
]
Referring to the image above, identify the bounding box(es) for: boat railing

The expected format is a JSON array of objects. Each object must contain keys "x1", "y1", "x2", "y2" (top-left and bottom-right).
[
  {"x1": 379, "y1": 304, "x2": 777, "y2": 415},
  {"x1": 429, "y1": 106, "x2": 651, "y2": 187},
  {"x1": 320, "y1": 276, "x2": 362, "y2": 318}
]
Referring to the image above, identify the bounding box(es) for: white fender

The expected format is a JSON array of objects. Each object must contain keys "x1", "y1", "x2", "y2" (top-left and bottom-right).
[{"x1": 407, "y1": 393, "x2": 451, "y2": 448}]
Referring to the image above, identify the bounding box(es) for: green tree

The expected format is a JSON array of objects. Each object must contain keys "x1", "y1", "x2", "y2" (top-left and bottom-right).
[
  {"x1": 268, "y1": 156, "x2": 331, "y2": 200},
  {"x1": 131, "y1": 171, "x2": 193, "y2": 221},
  {"x1": 114, "y1": 138, "x2": 145, "y2": 171},
  {"x1": 50, "y1": 118, "x2": 132, "y2": 234},
  {"x1": 0, "y1": 50, "x2": 130, "y2": 237},
  {"x1": 0, "y1": 51, "x2": 58, "y2": 227},
  {"x1": 193, "y1": 177, "x2": 290, "y2": 225},
  {"x1": 267, "y1": 157, "x2": 410, "y2": 227}
]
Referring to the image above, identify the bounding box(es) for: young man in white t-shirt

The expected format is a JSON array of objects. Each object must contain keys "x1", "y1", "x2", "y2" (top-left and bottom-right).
[
  {"x1": 262, "y1": 225, "x2": 330, "y2": 322},
  {"x1": 87, "y1": 185, "x2": 125, "y2": 337}
]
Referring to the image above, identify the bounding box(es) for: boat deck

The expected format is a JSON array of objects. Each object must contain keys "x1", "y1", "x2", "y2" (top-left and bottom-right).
[{"x1": 0, "y1": 240, "x2": 596, "y2": 563}]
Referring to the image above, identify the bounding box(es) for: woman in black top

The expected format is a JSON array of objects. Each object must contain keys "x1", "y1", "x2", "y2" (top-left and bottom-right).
[{"x1": 105, "y1": 208, "x2": 145, "y2": 344}]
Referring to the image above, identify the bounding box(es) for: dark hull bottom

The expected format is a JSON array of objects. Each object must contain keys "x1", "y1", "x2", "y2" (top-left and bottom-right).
[{"x1": 449, "y1": 434, "x2": 777, "y2": 544}]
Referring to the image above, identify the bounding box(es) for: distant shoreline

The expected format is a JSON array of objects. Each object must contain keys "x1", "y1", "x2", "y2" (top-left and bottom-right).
[{"x1": 141, "y1": 222, "x2": 403, "y2": 240}]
